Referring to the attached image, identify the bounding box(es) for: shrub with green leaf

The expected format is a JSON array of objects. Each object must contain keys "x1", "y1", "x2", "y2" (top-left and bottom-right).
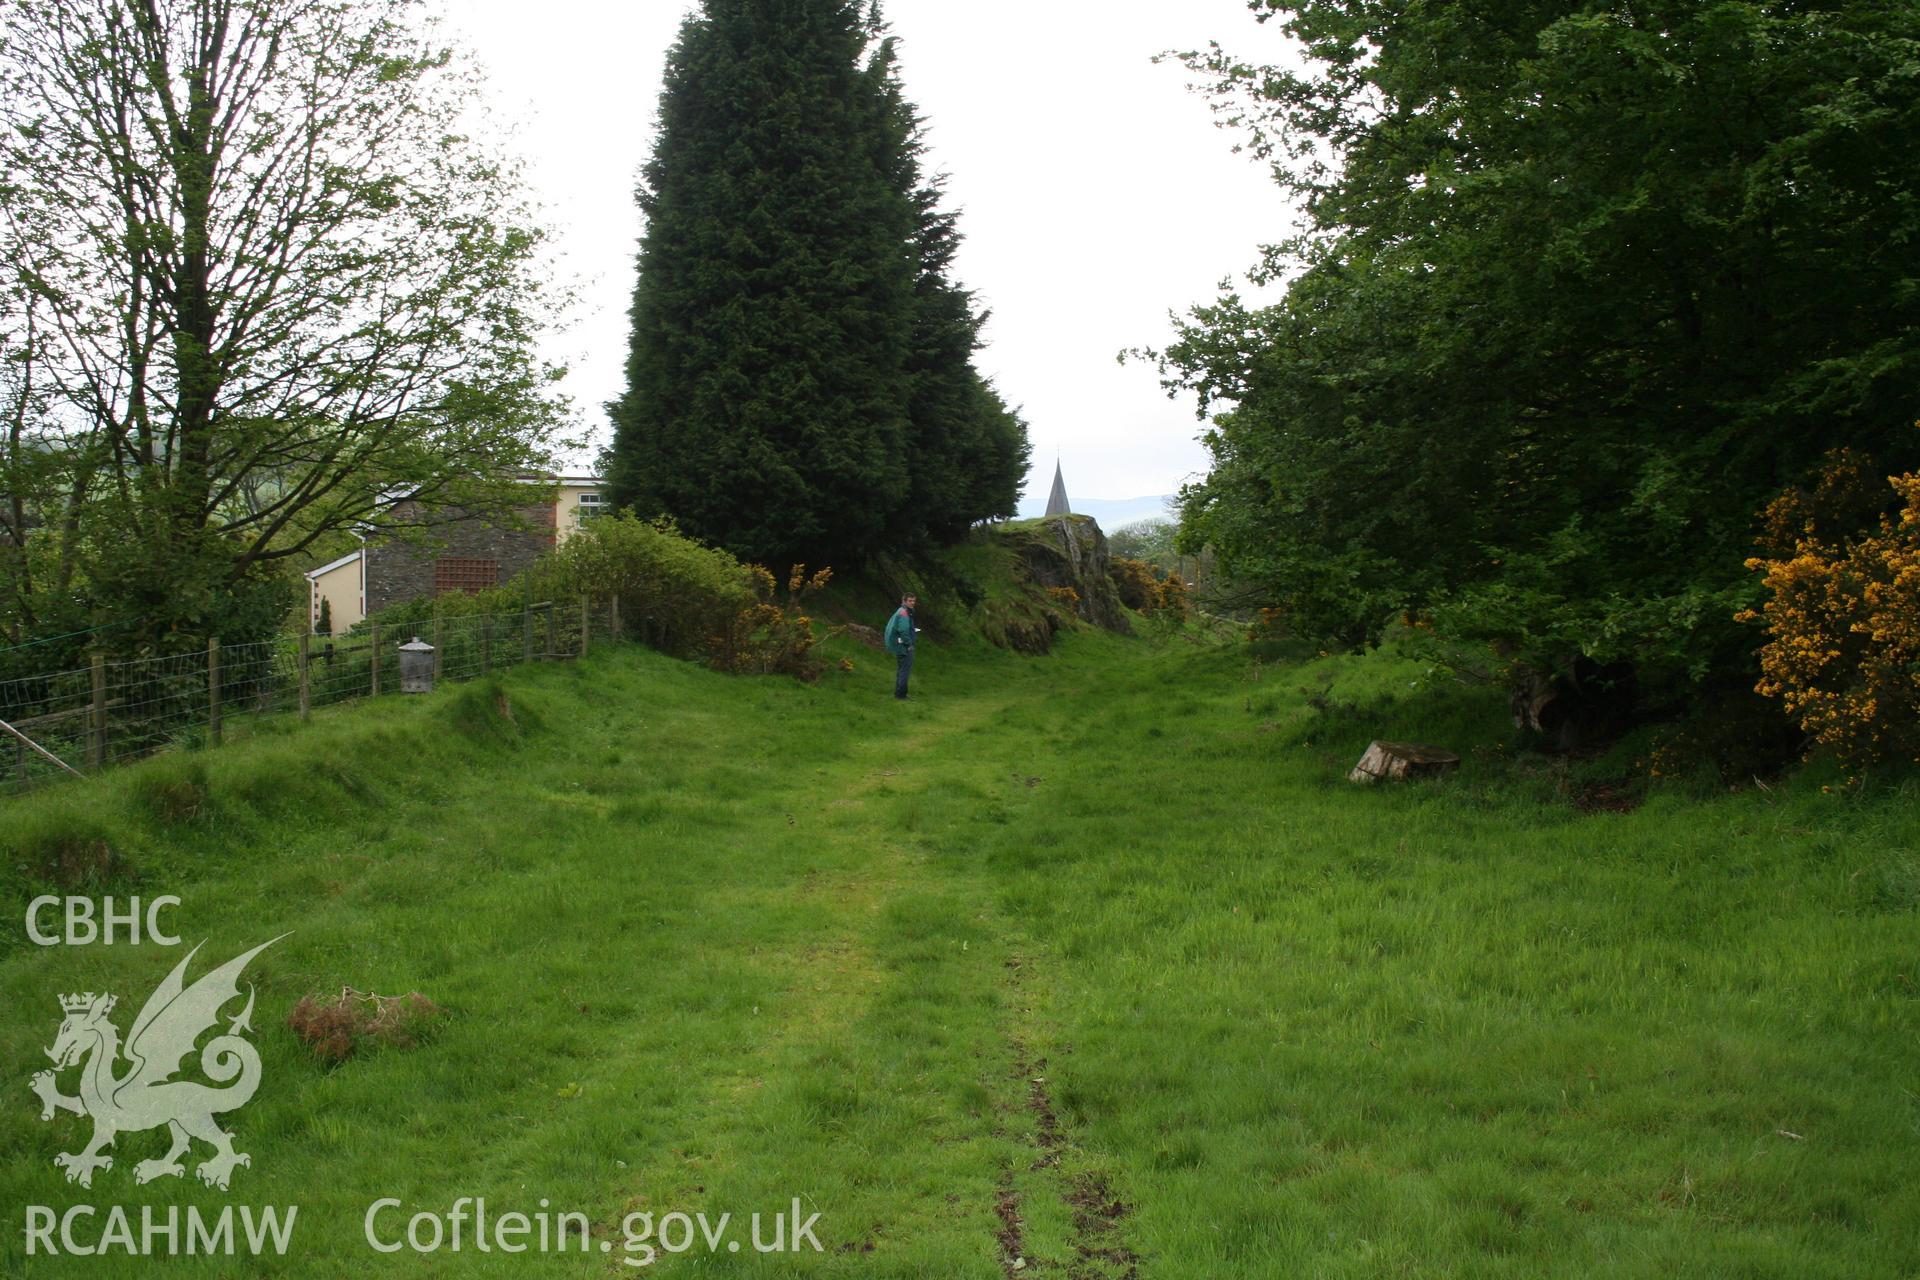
[
  {"x1": 1153, "y1": 0, "x2": 1920, "y2": 688},
  {"x1": 535, "y1": 513, "x2": 829, "y2": 678},
  {"x1": 532, "y1": 513, "x2": 751, "y2": 659}
]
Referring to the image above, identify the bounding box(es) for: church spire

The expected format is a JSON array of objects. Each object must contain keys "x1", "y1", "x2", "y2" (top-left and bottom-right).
[{"x1": 1044, "y1": 460, "x2": 1071, "y2": 518}]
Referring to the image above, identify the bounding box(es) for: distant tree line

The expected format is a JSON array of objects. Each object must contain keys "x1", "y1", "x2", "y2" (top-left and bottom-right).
[
  {"x1": 605, "y1": 0, "x2": 1030, "y2": 568},
  {"x1": 1149, "y1": 1, "x2": 1920, "y2": 700}
]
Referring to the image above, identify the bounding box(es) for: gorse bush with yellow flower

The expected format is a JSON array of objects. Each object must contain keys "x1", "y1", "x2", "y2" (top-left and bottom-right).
[
  {"x1": 1155, "y1": 573, "x2": 1191, "y2": 624},
  {"x1": 1741, "y1": 447, "x2": 1920, "y2": 772},
  {"x1": 710, "y1": 565, "x2": 833, "y2": 680},
  {"x1": 1108, "y1": 557, "x2": 1160, "y2": 612}
]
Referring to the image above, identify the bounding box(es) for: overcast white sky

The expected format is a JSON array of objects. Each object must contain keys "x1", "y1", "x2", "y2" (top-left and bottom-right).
[{"x1": 441, "y1": 0, "x2": 1296, "y2": 505}]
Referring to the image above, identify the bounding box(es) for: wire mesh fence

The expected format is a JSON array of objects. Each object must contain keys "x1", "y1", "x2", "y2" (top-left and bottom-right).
[
  {"x1": 0, "y1": 663, "x2": 94, "y2": 792},
  {"x1": 0, "y1": 599, "x2": 598, "y2": 796}
]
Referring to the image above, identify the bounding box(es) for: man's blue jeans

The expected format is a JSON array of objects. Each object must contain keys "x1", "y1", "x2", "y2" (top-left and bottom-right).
[{"x1": 895, "y1": 649, "x2": 913, "y2": 699}]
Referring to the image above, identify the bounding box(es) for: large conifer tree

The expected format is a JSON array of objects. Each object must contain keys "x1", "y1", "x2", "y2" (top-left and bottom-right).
[
  {"x1": 608, "y1": 0, "x2": 1025, "y2": 563},
  {"x1": 868, "y1": 34, "x2": 1031, "y2": 544}
]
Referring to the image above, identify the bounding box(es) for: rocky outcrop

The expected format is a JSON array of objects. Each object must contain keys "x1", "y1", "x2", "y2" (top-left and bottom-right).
[
  {"x1": 1015, "y1": 515, "x2": 1129, "y2": 633},
  {"x1": 975, "y1": 515, "x2": 1130, "y2": 654},
  {"x1": 914, "y1": 516, "x2": 1133, "y2": 655}
]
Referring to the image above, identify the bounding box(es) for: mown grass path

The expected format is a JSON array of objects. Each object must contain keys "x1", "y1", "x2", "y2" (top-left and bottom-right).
[{"x1": 3, "y1": 631, "x2": 1915, "y2": 1278}]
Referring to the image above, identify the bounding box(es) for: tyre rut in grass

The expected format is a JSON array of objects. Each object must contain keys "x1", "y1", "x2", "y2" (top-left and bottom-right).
[{"x1": 997, "y1": 953, "x2": 1139, "y2": 1278}]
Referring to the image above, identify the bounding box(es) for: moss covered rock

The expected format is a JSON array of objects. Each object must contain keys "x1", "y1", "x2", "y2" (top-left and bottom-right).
[{"x1": 999, "y1": 516, "x2": 1130, "y2": 635}]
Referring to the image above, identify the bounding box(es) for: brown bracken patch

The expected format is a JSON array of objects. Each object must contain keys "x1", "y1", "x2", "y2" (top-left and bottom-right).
[{"x1": 287, "y1": 987, "x2": 443, "y2": 1065}]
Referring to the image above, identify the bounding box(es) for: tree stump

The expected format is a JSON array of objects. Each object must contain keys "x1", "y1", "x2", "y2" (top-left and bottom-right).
[{"x1": 1348, "y1": 740, "x2": 1460, "y2": 784}]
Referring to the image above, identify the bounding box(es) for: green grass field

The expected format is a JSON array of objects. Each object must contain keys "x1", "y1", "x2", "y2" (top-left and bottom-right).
[{"x1": 2, "y1": 621, "x2": 1916, "y2": 1277}]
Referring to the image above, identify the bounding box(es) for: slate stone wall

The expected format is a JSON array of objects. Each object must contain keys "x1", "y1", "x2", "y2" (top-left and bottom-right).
[{"x1": 364, "y1": 501, "x2": 556, "y2": 615}]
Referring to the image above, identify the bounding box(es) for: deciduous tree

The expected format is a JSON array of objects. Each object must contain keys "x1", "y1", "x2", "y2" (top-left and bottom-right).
[
  {"x1": 0, "y1": 0, "x2": 568, "y2": 650},
  {"x1": 1151, "y1": 1, "x2": 1920, "y2": 686}
]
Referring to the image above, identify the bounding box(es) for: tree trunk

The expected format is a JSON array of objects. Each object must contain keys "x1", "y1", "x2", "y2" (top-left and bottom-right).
[{"x1": 1510, "y1": 657, "x2": 1639, "y2": 752}]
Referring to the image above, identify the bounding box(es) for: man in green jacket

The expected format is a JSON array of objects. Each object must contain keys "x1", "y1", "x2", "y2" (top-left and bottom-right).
[{"x1": 884, "y1": 594, "x2": 918, "y2": 700}]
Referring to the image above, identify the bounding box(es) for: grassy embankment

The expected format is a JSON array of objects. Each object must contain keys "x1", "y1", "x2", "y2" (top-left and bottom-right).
[{"x1": 2, "y1": 563, "x2": 1915, "y2": 1277}]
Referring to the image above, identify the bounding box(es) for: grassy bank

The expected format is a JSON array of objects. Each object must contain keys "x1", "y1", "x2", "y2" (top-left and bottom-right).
[{"x1": 2, "y1": 623, "x2": 1915, "y2": 1277}]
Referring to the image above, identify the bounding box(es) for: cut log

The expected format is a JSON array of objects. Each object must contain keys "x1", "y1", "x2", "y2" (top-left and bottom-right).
[{"x1": 1348, "y1": 740, "x2": 1461, "y2": 784}]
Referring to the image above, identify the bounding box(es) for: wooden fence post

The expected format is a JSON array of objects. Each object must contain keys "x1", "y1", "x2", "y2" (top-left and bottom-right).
[
  {"x1": 370, "y1": 621, "x2": 381, "y2": 696},
  {"x1": 610, "y1": 595, "x2": 622, "y2": 643},
  {"x1": 89, "y1": 652, "x2": 106, "y2": 769},
  {"x1": 298, "y1": 631, "x2": 311, "y2": 722},
  {"x1": 480, "y1": 617, "x2": 492, "y2": 674},
  {"x1": 580, "y1": 595, "x2": 591, "y2": 658},
  {"x1": 432, "y1": 613, "x2": 443, "y2": 680},
  {"x1": 523, "y1": 607, "x2": 533, "y2": 665},
  {"x1": 207, "y1": 638, "x2": 222, "y2": 746}
]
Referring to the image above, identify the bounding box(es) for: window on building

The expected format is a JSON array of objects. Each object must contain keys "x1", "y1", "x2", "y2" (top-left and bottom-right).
[
  {"x1": 434, "y1": 557, "x2": 500, "y2": 594},
  {"x1": 578, "y1": 492, "x2": 605, "y2": 520}
]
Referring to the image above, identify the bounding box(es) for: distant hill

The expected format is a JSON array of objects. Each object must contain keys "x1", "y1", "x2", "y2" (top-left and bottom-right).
[{"x1": 1014, "y1": 493, "x2": 1174, "y2": 529}]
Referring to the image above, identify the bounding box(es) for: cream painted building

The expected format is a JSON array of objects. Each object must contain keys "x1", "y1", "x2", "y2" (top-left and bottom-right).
[
  {"x1": 306, "y1": 546, "x2": 367, "y2": 635},
  {"x1": 304, "y1": 475, "x2": 606, "y2": 633},
  {"x1": 551, "y1": 474, "x2": 606, "y2": 543}
]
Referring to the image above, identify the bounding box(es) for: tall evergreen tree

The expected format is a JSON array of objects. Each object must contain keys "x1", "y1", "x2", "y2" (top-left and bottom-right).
[
  {"x1": 608, "y1": 0, "x2": 1027, "y2": 563},
  {"x1": 867, "y1": 34, "x2": 1031, "y2": 542},
  {"x1": 607, "y1": 0, "x2": 917, "y2": 564}
]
